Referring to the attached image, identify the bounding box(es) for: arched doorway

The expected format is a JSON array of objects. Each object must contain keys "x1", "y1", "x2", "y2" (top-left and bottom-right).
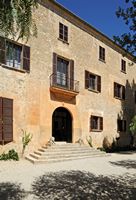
[{"x1": 52, "y1": 107, "x2": 72, "y2": 142}]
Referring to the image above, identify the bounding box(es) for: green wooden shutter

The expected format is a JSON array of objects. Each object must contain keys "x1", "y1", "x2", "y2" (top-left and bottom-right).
[
  {"x1": 114, "y1": 82, "x2": 117, "y2": 97},
  {"x1": 23, "y1": 45, "x2": 30, "y2": 71},
  {"x1": 122, "y1": 86, "x2": 125, "y2": 100},
  {"x1": 53, "y1": 53, "x2": 57, "y2": 84},
  {"x1": 97, "y1": 76, "x2": 101, "y2": 92},
  {"x1": 70, "y1": 60, "x2": 74, "y2": 90},
  {"x1": 100, "y1": 117, "x2": 103, "y2": 131},
  {"x1": 90, "y1": 116, "x2": 93, "y2": 131},
  {"x1": 0, "y1": 36, "x2": 6, "y2": 64},
  {"x1": 85, "y1": 70, "x2": 90, "y2": 89},
  {"x1": 2, "y1": 98, "x2": 13, "y2": 142}
]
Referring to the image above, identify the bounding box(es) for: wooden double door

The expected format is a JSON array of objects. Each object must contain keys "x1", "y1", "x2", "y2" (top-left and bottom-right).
[{"x1": 52, "y1": 107, "x2": 72, "y2": 143}]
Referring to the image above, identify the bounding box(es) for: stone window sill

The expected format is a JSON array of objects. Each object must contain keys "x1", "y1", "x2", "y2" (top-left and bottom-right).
[
  {"x1": 99, "y1": 58, "x2": 106, "y2": 63},
  {"x1": 121, "y1": 70, "x2": 127, "y2": 74},
  {"x1": 88, "y1": 88, "x2": 100, "y2": 93},
  {"x1": 114, "y1": 96, "x2": 125, "y2": 101},
  {"x1": 1, "y1": 64, "x2": 28, "y2": 73},
  {"x1": 58, "y1": 38, "x2": 69, "y2": 45},
  {"x1": 90, "y1": 130, "x2": 102, "y2": 132}
]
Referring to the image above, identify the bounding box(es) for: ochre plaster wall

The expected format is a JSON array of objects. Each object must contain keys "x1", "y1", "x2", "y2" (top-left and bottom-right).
[{"x1": 0, "y1": 2, "x2": 136, "y2": 154}]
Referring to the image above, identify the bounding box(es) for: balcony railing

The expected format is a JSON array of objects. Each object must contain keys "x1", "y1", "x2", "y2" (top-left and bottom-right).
[{"x1": 50, "y1": 73, "x2": 79, "y2": 93}]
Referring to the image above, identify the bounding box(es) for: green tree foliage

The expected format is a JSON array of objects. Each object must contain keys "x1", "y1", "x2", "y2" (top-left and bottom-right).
[
  {"x1": 113, "y1": 0, "x2": 136, "y2": 56},
  {"x1": 0, "y1": 0, "x2": 38, "y2": 41},
  {"x1": 129, "y1": 115, "x2": 136, "y2": 146}
]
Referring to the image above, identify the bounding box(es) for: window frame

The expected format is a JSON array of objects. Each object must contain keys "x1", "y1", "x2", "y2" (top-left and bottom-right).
[
  {"x1": 114, "y1": 82, "x2": 125, "y2": 100},
  {"x1": 99, "y1": 46, "x2": 105, "y2": 62},
  {"x1": 6, "y1": 40, "x2": 23, "y2": 69},
  {"x1": 90, "y1": 115, "x2": 103, "y2": 132},
  {"x1": 59, "y1": 22, "x2": 68, "y2": 43}
]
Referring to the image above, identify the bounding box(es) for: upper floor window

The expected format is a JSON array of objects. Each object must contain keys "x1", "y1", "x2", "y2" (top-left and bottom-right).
[
  {"x1": 0, "y1": 36, "x2": 30, "y2": 72},
  {"x1": 121, "y1": 59, "x2": 126, "y2": 73},
  {"x1": 90, "y1": 115, "x2": 103, "y2": 132},
  {"x1": 117, "y1": 119, "x2": 126, "y2": 132},
  {"x1": 6, "y1": 41, "x2": 22, "y2": 69},
  {"x1": 59, "y1": 23, "x2": 68, "y2": 43},
  {"x1": 52, "y1": 53, "x2": 75, "y2": 90},
  {"x1": 85, "y1": 70, "x2": 101, "y2": 93},
  {"x1": 114, "y1": 82, "x2": 125, "y2": 100},
  {"x1": 99, "y1": 46, "x2": 105, "y2": 62}
]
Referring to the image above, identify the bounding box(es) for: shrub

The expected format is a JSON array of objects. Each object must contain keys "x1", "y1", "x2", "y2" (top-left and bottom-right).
[
  {"x1": 0, "y1": 149, "x2": 19, "y2": 161},
  {"x1": 102, "y1": 137, "x2": 117, "y2": 153}
]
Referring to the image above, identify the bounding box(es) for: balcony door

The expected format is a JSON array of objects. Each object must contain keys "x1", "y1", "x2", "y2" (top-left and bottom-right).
[
  {"x1": 57, "y1": 57, "x2": 69, "y2": 87},
  {"x1": 53, "y1": 53, "x2": 74, "y2": 90}
]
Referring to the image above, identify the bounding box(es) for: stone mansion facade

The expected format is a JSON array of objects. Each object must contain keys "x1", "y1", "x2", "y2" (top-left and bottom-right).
[{"x1": 0, "y1": 0, "x2": 136, "y2": 153}]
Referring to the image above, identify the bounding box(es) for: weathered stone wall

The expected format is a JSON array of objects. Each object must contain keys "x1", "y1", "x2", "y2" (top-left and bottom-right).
[{"x1": 0, "y1": 1, "x2": 136, "y2": 154}]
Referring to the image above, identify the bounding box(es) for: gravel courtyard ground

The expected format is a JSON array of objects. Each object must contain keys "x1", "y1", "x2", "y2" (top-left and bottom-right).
[{"x1": 0, "y1": 152, "x2": 136, "y2": 200}]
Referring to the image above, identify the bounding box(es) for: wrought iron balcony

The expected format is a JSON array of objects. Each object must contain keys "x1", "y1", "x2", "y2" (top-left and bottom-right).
[{"x1": 50, "y1": 73, "x2": 79, "y2": 98}]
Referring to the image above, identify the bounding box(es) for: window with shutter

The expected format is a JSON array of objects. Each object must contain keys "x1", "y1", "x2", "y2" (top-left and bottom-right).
[
  {"x1": 52, "y1": 53, "x2": 75, "y2": 89},
  {"x1": 85, "y1": 71, "x2": 101, "y2": 93},
  {"x1": 59, "y1": 23, "x2": 68, "y2": 43},
  {"x1": 117, "y1": 119, "x2": 126, "y2": 132},
  {"x1": 99, "y1": 46, "x2": 105, "y2": 62},
  {"x1": 0, "y1": 36, "x2": 30, "y2": 72},
  {"x1": 90, "y1": 115, "x2": 103, "y2": 132},
  {"x1": 114, "y1": 82, "x2": 125, "y2": 100},
  {"x1": 121, "y1": 59, "x2": 126, "y2": 73}
]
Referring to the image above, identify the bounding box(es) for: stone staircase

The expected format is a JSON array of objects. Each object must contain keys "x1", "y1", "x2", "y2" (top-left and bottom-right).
[{"x1": 26, "y1": 142, "x2": 108, "y2": 164}]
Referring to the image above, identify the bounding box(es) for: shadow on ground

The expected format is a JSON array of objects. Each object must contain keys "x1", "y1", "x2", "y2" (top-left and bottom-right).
[
  {"x1": 110, "y1": 160, "x2": 136, "y2": 169},
  {"x1": 0, "y1": 182, "x2": 26, "y2": 200},
  {"x1": 32, "y1": 170, "x2": 136, "y2": 200}
]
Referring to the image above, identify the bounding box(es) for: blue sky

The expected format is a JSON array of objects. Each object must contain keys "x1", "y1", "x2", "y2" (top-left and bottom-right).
[{"x1": 56, "y1": 0, "x2": 129, "y2": 40}]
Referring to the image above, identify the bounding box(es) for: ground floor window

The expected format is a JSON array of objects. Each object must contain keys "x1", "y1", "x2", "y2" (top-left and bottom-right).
[
  {"x1": 90, "y1": 115, "x2": 103, "y2": 132},
  {"x1": 117, "y1": 119, "x2": 126, "y2": 132}
]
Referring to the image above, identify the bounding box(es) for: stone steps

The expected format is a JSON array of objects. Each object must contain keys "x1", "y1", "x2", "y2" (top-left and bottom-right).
[{"x1": 26, "y1": 143, "x2": 108, "y2": 164}]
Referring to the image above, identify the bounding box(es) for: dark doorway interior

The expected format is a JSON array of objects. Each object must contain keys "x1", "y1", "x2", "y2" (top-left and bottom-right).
[{"x1": 52, "y1": 107, "x2": 72, "y2": 142}]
